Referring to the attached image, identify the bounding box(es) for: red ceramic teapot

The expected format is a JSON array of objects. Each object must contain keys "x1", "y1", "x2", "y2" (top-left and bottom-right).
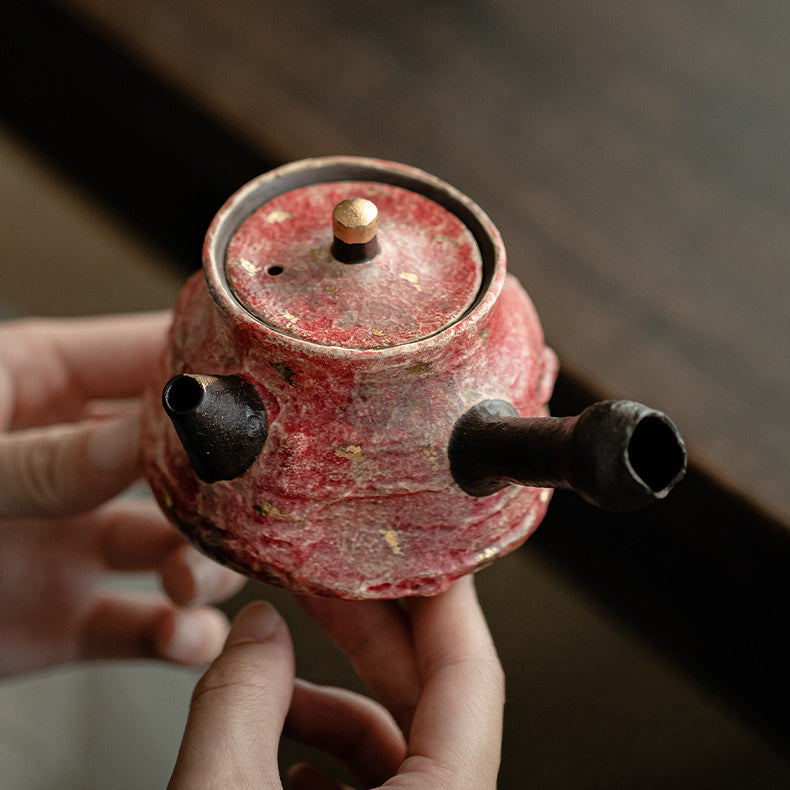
[{"x1": 141, "y1": 157, "x2": 686, "y2": 599}]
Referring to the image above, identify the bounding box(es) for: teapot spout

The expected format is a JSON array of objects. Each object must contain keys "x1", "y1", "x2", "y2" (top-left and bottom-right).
[
  {"x1": 162, "y1": 374, "x2": 267, "y2": 483},
  {"x1": 449, "y1": 399, "x2": 687, "y2": 511}
]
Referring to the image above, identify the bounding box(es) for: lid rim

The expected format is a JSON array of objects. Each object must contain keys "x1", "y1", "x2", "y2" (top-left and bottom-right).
[{"x1": 203, "y1": 156, "x2": 507, "y2": 357}]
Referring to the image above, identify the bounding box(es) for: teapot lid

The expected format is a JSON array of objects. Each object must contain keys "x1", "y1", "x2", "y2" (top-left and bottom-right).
[{"x1": 221, "y1": 172, "x2": 484, "y2": 350}]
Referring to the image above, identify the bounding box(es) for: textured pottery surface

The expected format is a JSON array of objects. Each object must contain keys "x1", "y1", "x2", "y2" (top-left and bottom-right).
[{"x1": 142, "y1": 157, "x2": 558, "y2": 599}]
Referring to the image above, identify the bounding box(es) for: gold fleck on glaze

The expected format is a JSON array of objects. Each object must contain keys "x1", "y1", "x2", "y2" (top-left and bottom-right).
[
  {"x1": 380, "y1": 529, "x2": 403, "y2": 555},
  {"x1": 480, "y1": 327, "x2": 490, "y2": 346},
  {"x1": 434, "y1": 233, "x2": 459, "y2": 246},
  {"x1": 423, "y1": 447, "x2": 439, "y2": 470},
  {"x1": 254, "y1": 501, "x2": 293, "y2": 520},
  {"x1": 266, "y1": 209, "x2": 294, "y2": 224},
  {"x1": 399, "y1": 271, "x2": 423, "y2": 291},
  {"x1": 162, "y1": 489, "x2": 174, "y2": 511},
  {"x1": 239, "y1": 259, "x2": 261, "y2": 275},
  {"x1": 406, "y1": 362, "x2": 433, "y2": 376},
  {"x1": 324, "y1": 284, "x2": 338, "y2": 295},
  {"x1": 282, "y1": 311, "x2": 300, "y2": 328},
  {"x1": 335, "y1": 445, "x2": 365, "y2": 464}
]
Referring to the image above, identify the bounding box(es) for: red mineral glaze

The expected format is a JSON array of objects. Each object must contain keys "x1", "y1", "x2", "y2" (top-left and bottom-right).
[
  {"x1": 226, "y1": 181, "x2": 481, "y2": 349},
  {"x1": 141, "y1": 157, "x2": 558, "y2": 599}
]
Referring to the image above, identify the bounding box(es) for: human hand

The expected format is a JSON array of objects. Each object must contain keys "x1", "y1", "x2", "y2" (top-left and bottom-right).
[
  {"x1": 170, "y1": 574, "x2": 504, "y2": 789},
  {"x1": 0, "y1": 313, "x2": 245, "y2": 677}
]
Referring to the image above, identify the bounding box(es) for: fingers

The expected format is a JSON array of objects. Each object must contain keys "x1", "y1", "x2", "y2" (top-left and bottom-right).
[
  {"x1": 169, "y1": 602, "x2": 295, "y2": 790},
  {"x1": 93, "y1": 498, "x2": 183, "y2": 570},
  {"x1": 155, "y1": 607, "x2": 231, "y2": 665},
  {"x1": 160, "y1": 543, "x2": 247, "y2": 607},
  {"x1": 0, "y1": 312, "x2": 170, "y2": 430},
  {"x1": 286, "y1": 680, "x2": 406, "y2": 788},
  {"x1": 0, "y1": 413, "x2": 142, "y2": 518},
  {"x1": 91, "y1": 497, "x2": 247, "y2": 606},
  {"x1": 297, "y1": 596, "x2": 422, "y2": 735},
  {"x1": 78, "y1": 590, "x2": 229, "y2": 665},
  {"x1": 399, "y1": 575, "x2": 505, "y2": 789},
  {"x1": 171, "y1": 604, "x2": 407, "y2": 790},
  {"x1": 299, "y1": 579, "x2": 504, "y2": 789}
]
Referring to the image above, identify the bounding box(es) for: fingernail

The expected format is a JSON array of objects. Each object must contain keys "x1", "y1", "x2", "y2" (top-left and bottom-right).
[
  {"x1": 87, "y1": 413, "x2": 140, "y2": 474},
  {"x1": 166, "y1": 609, "x2": 203, "y2": 658},
  {"x1": 162, "y1": 608, "x2": 229, "y2": 664},
  {"x1": 224, "y1": 601, "x2": 281, "y2": 648}
]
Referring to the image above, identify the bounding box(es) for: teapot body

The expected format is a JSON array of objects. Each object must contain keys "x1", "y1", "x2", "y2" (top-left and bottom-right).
[{"x1": 141, "y1": 157, "x2": 558, "y2": 598}]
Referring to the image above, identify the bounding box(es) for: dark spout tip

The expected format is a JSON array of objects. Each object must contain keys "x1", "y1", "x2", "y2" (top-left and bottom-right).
[
  {"x1": 449, "y1": 399, "x2": 687, "y2": 511},
  {"x1": 571, "y1": 400, "x2": 687, "y2": 511},
  {"x1": 163, "y1": 373, "x2": 267, "y2": 483},
  {"x1": 163, "y1": 373, "x2": 205, "y2": 415}
]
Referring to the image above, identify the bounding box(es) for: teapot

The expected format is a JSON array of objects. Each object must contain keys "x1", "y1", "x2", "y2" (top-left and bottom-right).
[{"x1": 141, "y1": 156, "x2": 686, "y2": 599}]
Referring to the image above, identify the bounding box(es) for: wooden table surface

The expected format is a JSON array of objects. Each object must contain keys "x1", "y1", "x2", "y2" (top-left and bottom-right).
[{"x1": 46, "y1": 0, "x2": 790, "y2": 527}]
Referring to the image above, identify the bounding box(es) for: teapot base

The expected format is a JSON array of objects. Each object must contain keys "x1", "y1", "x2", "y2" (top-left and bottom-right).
[{"x1": 145, "y1": 456, "x2": 551, "y2": 599}]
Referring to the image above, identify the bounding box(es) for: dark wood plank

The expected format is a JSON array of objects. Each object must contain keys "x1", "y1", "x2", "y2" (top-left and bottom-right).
[{"x1": 53, "y1": 0, "x2": 790, "y2": 527}]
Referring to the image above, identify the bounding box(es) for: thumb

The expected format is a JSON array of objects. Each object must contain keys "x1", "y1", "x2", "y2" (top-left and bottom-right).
[
  {"x1": 169, "y1": 601, "x2": 295, "y2": 790},
  {"x1": 0, "y1": 412, "x2": 142, "y2": 518}
]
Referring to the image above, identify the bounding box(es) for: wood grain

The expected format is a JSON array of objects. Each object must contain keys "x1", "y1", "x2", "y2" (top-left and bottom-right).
[{"x1": 54, "y1": 0, "x2": 790, "y2": 524}]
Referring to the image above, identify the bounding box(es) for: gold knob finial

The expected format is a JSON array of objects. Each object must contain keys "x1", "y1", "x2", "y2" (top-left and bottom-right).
[{"x1": 332, "y1": 198, "x2": 379, "y2": 245}]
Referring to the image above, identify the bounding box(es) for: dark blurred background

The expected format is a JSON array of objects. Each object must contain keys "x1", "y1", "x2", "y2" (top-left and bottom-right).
[{"x1": 1, "y1": 1, "x2": 789, "y2": 787}]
